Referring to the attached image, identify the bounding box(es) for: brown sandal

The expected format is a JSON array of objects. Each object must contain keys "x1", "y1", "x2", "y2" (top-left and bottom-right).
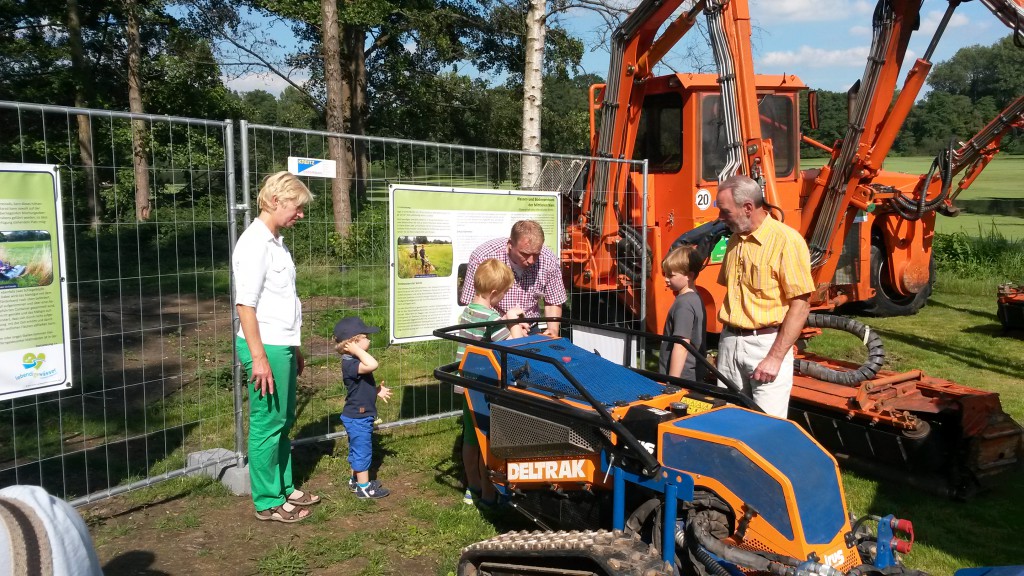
[
  {"x1": 254, "y1": 503, "x2": 310, "y2": 523},
  {"x1": 286, "y1": 490, "x2": 321, "y2": 506}
]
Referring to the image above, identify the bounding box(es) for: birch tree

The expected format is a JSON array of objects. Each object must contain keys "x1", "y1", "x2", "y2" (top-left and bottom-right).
[{"x1": 520, "y1": 0, "x2": 546, "y2": 187}]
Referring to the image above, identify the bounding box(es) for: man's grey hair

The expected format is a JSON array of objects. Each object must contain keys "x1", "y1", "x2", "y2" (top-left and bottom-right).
[{"x1": 719, "y1": 175, "x2": 764, "y2": 208}]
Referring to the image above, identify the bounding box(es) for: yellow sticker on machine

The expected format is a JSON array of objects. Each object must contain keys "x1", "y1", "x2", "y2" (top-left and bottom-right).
[{"x1": 681, "y1": 395, "x2": 715, "y2": 414}]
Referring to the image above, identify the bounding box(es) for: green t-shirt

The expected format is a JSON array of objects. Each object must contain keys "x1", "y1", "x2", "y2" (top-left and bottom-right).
[{"x1": 455, "y1": 303, "x2": 511, "y2": 361}]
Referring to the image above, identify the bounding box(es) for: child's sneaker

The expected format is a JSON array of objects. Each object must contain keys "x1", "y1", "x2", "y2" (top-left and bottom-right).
[
  {"x1": 462, "y1": 488, "x2": 474, "y2": 505},
  {"x1": 354, "y1": 480, "x2": 390, "y2": 499},
  {"x1": 348, "y1": 476, "x2": 358, "y2": 493}
]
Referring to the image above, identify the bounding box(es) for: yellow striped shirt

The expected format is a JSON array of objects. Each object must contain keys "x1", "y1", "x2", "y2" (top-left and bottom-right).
[{"x1": 717, "y1": 216, "x2": 814, "y2": 330}]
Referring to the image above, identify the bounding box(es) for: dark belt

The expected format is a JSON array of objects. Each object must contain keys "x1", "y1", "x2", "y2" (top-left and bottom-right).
[{"x1": 725, "y1": 325, "x2": 779, "y2": 337}]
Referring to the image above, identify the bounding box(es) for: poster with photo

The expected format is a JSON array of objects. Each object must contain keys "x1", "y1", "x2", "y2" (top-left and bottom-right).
[
  {"x1": 389, "y1": 185, "x2": 560, "y2": 344},
  {"x1": 0, "y1": 164, "x2": 72, "y2": 400}
]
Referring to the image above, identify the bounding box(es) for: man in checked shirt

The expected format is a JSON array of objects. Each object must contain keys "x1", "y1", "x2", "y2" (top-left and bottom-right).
[{"x1": 459, "y1": 220, "x2": 567, "y2": 337}]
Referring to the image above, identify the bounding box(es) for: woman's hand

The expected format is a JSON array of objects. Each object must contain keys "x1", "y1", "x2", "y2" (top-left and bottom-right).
[{"x1": 251, "y1": 354, "x2": 274, "y2": 397}]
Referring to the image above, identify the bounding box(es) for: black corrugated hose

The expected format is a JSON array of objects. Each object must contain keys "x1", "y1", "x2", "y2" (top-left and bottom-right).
[
  {"x1": 795, "y1": 313, "x2": 886, "y2": 385},
  {"x1": 891, "y1": 139, "x2": 953, "y2": 221}
]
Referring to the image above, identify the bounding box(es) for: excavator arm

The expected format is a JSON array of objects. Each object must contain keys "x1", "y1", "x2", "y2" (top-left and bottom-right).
[
  {"x1": 800, "y1": 0, "x2": 1024, "y2": 292},
  {"x1": 586, "y1": 0, "x2": 772, "y2": 244}
]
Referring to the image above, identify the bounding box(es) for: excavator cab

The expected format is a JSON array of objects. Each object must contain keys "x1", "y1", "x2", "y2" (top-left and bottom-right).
[{"x1": 588, "y1": 74, "x2": 807, "y2": 333}]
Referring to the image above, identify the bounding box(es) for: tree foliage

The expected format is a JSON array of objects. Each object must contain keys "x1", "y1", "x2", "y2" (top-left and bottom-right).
[{"x1": 896, "y1": 34, "x2": 1023, "y2": 156}]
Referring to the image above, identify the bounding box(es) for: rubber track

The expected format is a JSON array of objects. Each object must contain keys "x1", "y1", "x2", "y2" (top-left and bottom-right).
[{"x1": 458, "y1": 529, "x2": 673, "y2": 576}]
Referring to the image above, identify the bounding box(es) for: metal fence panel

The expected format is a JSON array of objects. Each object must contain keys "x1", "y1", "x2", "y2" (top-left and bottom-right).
[
  {"x1": 0, "y1": 100, "x2": 646, "y2": 504},
  {"x1": 0, "y1": 101, "x2": 238, "y2": 503}
]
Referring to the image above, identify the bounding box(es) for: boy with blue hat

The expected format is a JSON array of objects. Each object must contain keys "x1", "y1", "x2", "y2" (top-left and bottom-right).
[{"x1": 333, "y1": 316, "x2": 392, "y2": 499}]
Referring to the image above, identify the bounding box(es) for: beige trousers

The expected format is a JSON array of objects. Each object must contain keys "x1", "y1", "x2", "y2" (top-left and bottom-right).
[{"x1": 717, "y1": 330, "x2": 794, "y2": 418}]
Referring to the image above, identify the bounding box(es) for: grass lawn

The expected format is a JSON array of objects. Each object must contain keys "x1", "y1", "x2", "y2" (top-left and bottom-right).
[{"x1": 803, "y1": 155, "x2": 1024, "y2": 240}]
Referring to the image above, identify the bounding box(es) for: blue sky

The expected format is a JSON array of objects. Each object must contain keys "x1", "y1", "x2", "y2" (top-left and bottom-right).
[{"x1": 222, "y1": 0, "x2": 1013, "y2": 96}]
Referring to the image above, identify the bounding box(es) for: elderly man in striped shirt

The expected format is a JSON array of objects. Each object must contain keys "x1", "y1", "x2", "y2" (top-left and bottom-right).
[
  {"x1": 715, "y1": 175, "x2": 814, "y2": 418},
  {"x1": 459, "y1": 220, "x2": 567, "y2": 337}
]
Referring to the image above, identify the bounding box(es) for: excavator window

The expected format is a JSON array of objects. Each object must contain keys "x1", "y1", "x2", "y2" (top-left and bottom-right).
[
  {"x1": 632, "y1": 92, "x2": 683, "y2": 173},
  {"x1": 700, "y1": 93, "x2": 797, "y2": 180}
]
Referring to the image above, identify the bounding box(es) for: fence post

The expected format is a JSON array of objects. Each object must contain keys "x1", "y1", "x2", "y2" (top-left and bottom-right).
[{"x1": 230, "y1": 119, "x2": 248, "y2": 468}]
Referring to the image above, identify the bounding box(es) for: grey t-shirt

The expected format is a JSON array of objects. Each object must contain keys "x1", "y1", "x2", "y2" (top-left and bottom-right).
[{"x1": 658, "y1": 290, "x2": 706, "y2": 381}]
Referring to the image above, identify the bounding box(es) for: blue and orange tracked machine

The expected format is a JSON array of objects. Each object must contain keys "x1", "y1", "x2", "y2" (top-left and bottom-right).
[{"x1": 435, "y1": 319, "x2": 921, "y2": 576}]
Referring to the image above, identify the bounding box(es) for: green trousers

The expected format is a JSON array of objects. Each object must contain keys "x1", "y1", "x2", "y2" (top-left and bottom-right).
[{"x1": 236, "y1": 337, "x2": 297, "y2": 511}]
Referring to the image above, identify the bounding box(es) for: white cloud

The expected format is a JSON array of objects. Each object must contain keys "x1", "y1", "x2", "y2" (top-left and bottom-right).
[
  {"x1": 918, "y1": 10, "x2": 969, "y2": 34},
  {"x1": 751, "y1": 0, "x2": 855, "y2": 22},
  {"x1": 222, "y1": 72, "x2": 308, "y2": 96},
  {"x1": 759, "y1": 45, "x2": 870, "y2": 68},
  {"x1": 849, "y1": 25, "x2": 871, "y2": 36}
]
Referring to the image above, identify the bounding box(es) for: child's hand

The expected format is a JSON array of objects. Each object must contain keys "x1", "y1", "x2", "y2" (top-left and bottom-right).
[
  {"x1": 342, "y1": 341, "x2": 356, "y2": 355},
  {"x1": 377, "y1": 381, "x2": 392, "y2": 403}
]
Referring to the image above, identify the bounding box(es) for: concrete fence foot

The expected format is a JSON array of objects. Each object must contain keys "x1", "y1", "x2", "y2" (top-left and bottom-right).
[{"x1": 186, "y1": 448, "x2": 250, "y2": 496}]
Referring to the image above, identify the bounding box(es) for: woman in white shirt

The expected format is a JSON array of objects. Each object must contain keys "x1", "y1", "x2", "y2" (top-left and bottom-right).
[{"x1": 233, "y1": 172, "x2": 320, "y2": 523}]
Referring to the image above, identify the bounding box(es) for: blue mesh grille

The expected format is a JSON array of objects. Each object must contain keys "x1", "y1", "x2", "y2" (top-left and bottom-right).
[{"x1": 474, "y1": 336, "x2": 667, "y2": 407}]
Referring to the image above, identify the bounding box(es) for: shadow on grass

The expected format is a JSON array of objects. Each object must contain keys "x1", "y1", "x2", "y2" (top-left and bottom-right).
[
  {"x1": 0, "y1": 424, "x2": 195, "y2": 501},
  {"x1": 878, "y1": 328, "x2": 1023, "y2": 381},
  {"x1": 865, "y1": 468, "x2": 1024, "y2": 569},
  {"x1": 929, "y1": 299, "x2": 1000, "y2": 324},
  {"x1": 396, "y1": 381, "x2": 460, "y2": 420},
  {"x1": 103, "y1": 550, "x2": 172, "y2": 576}
]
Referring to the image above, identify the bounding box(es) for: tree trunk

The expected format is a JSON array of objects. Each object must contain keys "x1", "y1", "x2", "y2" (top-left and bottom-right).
[
  {"x1": 125, "y1": 0, "x2": 150, "y2": 221},
  {"x1": 520, "y1": 0, "x2": 546, "y2": 188},
  {"x1": 321, "y1": 0, "x2": 352, "y2": 238},
  {"x1": 349, "y1": 26, "x2": 369, "y2": 208},
  {"x1": 67, "y1": 0, "x2": 101, "y2": 228}
]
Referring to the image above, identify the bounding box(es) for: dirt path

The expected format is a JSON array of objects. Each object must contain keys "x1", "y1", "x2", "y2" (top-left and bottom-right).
[{"x1": 85, "y1": 457, "x2": 453, "y2": 575}]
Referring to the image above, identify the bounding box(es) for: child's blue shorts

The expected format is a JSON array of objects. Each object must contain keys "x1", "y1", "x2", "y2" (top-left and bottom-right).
[{"x1": 340, "y1": 414, "x2": 374, "y2": 472}]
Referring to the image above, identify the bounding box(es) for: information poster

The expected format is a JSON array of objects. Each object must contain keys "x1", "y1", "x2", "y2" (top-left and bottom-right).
[
  {"x1": 389, "y1": 185, "x2": 559, "y2": 344},
  {"x1": 0, "y1": 164, "x2": 72, "y2": 399}
]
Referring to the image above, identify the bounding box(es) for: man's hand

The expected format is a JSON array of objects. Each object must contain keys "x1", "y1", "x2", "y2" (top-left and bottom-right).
[
  {"x1": 251, "y1": 355, "x2": 275, "y2": 397},
  {"x1": 541, "y1": 323, "x2": 560, "y2": 337},
  {"x1": 542, "y1": 304, "x2": 562, "y2": 337},
  {"x1": 296, "y1": 348, "x2": 305, "y2": 377},
  {"x1": 752, "y1": 355, "x2": 782, "y2": 383},
  {"x1": 377, "y1": 381, "x2": 392, "y2": 403}
]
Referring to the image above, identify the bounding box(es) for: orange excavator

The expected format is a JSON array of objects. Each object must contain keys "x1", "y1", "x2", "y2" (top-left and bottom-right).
[{"x1": 555, "y1": 0, "x2": 1024, "y2": 496}]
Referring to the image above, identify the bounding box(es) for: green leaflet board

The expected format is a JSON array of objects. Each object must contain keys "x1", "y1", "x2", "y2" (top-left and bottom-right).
[
  {"x1": 0, "y1": 164, "x2": 72, "y2": 399},
  {"x1": 389, "y1": 185, "x2": 560, "y2": 344}
]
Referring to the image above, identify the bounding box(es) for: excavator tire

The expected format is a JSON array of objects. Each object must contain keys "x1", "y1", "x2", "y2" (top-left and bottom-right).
[
  {"x1": 457, "y1": 529, "x2": 673, "y2": 576},
  {"x1": 862, "y1": 243, "x2": 934, "y2": 317}
]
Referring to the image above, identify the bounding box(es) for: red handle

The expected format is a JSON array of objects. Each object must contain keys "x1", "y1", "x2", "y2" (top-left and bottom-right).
[{"x1": 890, "y1": 518, "x2": 915, "y2": 552}]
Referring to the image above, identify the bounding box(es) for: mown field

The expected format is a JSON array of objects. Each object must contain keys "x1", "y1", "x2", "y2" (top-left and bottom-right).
[{"x1": 881, "y1": 155, "x2": 1024, "y2": 240}]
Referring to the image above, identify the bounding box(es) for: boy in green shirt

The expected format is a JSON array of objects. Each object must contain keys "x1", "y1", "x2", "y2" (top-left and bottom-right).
[{"x1": 456, "y1": 258, "x2": 528, "y2": 506}]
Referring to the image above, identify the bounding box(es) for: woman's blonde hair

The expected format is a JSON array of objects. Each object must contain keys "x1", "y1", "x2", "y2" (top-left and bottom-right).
[
  {"x1": 474, "y1": 258, "x2": 514, "y2": 296},
  {"x1": 257, "y1": 171, "x2": 315, "y2": 212}
]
